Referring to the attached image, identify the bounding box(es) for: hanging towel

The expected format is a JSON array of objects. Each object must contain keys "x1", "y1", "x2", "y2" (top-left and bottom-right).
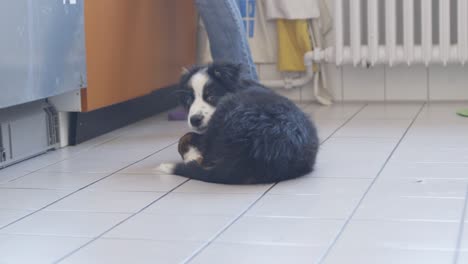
[
  {"x1": 244, "y1": 0, "x2": 277, "y2": 63},
  {"x1": 317, "y1": 0, "x2": 332, "y2": 34},
  {"x1": 264, "y1": 0, "x2": 332, "y2": 34},
  {"x1": 277, "y1": 19, "x2": 312, "y2": 72},
  {"x1": 263, "y1": 0, "x2": 334, "y2": 104},
  {"x1": 265, "y1": 0, "x2": 332, "y2": 71},
  {"x1": 264, "y1": 0, "x2": 320, "y2": 20}
]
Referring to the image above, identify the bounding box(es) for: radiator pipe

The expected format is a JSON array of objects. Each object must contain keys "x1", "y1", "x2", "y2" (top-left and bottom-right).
[
  {"x1": 262, "y1": 51, "x2": 332, "y2": 105},
  {"x1": 261, "y1": 63, "x2": 315, "y2": 90}
]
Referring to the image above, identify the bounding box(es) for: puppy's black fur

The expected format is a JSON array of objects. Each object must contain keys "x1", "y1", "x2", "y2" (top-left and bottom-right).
[{"x1": 175, "y1": 63, "x2": 319, "y2": 184}]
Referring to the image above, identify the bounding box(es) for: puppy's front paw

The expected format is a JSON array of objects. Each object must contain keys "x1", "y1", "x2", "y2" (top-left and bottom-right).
[
  {"x1": 156, "y1": 163, "x2": 176, "y2": 174},
  {"x1": 183, "y1": 147, "x2": 203, "y2": 164}
]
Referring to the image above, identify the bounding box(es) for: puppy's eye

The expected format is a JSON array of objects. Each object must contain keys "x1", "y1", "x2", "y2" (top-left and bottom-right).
[{"x1": 207, "y1": 96, "x2": 216, "y2": 102}]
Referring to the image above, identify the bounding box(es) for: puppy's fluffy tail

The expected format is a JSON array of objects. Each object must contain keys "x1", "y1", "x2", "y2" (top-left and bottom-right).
[{"x1": 173, "y1": 161, "x2": 265, "y2": 185}]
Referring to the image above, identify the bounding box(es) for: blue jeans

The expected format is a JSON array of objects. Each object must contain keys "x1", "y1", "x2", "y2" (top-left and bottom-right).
[{"x1": 195, "y1": 0, "x2": 258, "y2": 81}]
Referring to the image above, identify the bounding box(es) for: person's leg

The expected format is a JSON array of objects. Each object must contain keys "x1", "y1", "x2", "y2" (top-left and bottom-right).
[{"x1": 195, "y1": 0, "x2": 258, "y2": 81}]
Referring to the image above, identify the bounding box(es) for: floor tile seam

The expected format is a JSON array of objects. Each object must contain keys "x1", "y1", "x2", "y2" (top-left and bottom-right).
[
  {"x1": 0, "y1": 143, "x2": 177, "y2": 231},
  {"x1": 318, "y1": 104, "x2": 369, "y2": 144},
  {"x1": 1, "y1": 135, "x2": 124, "y2": 184},
  {"x1": 92, "y1": 236, "x2": 336, "y2": 247},
  {"x1": 453, "y1": 184, "x2": 468, "y2": 264},
  {"x1": 316, "y1": 102, "x2": 427, "y2": 264},
  {"x1": 0, "y1": 185, "x2": 176, "y2": 193},
  {"x1": 52, "y1": 178, "x2": 191, "y2": 264},
  {"x1": 181, "y1": 184, "x2": 278, "y2": 263},
  {"x1": 182, "y1": 104, "x2": 370, "y2": 263}
]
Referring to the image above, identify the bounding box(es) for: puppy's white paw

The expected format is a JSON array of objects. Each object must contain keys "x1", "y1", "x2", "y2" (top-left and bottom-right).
[
  {"x1": 183, "y1": 147, "x2": 202, "y2": 164},
  {"x1": 156, "y1": 163, "x2": 176, "y2": 174}
]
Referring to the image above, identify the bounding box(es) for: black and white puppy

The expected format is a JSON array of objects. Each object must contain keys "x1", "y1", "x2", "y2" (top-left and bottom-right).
[{"x1": 158, "y1": 63, "x2": 319, "y2": 184}]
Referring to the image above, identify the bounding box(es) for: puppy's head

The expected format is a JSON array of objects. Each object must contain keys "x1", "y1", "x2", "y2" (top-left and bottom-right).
[{"x1": 178, "y1": 63, "x2": 242, "y2": 133}]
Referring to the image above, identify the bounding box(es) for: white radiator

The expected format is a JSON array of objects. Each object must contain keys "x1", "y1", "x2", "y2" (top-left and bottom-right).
[{"x1": 309, "y1": 0, "x2": 468, "y2": 66}]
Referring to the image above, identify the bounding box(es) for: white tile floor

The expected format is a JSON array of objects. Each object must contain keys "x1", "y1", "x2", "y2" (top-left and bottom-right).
[{"x1": 0, "y1": 102, "x2": 468, "y2": 264}]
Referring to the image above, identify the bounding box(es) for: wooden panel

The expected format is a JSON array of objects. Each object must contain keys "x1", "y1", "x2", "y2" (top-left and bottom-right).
[{"x1": 83, "y1": 0, "x2": 197, "y2": 111}]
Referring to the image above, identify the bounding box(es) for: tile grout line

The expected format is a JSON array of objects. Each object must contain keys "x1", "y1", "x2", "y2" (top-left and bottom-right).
[
  {"x1": 452, "y1": 183, "x2": 468, "y2": 264},
  {"x1": 3, "y1": 134, "x2": 124, "y2": 184},
  {"x1": 182, "y1": 184, "x2": 278, "y2": 263},
  {"x1": 3, "y1": 113, "x2": 176, "y2": 182},
  {"x1": 316, "y1": 102, "x2": 427, "y2": 264},
  {"x1": 340, "y1": 67, "x2": 345, "y2": 101},
  {"x1": 0, "y1": 141, "x2": 178, "y2": 231},
  {"x1": 426, "y1": 67, "x2": 430, "y2": 102},
  {"x1": 383, "y1": 65, "x2": 387, "y2": 102},
  {"x1": 53, "y1": 178, "x2": 191, "y2": 264},
  {"x1": 183, "y1": 104, "x2": 369, "y2": 263},
  {"x1": 319, "y1": 103, "x2": 369, "y2": 144}
]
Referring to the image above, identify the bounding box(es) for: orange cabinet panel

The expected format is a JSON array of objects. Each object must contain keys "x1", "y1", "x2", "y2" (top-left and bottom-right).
[{"x1": 83, "y1": 0, "x2": 197, "y2": 111}]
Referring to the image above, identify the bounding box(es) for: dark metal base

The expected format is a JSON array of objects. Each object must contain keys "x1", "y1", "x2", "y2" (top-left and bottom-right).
[{"x1": 69, "y1": 85, "x2": 178, "y2": 145}]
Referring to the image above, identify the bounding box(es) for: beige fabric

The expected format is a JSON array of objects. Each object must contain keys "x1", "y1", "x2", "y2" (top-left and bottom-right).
[
  {"x1": 197, "y1": 0, "x2": 277, "y2": 64},
  {"x1": 264, "y1": 0, "x2": 320, "y2": 19},
  {"x1": 264, "y1": 0, "x2": 332, "y2": 34}
]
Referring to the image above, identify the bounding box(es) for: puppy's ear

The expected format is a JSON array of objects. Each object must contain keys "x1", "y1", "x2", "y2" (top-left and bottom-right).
[
  {"x1": 179, "y1": 66, "x2": 196, "y2": 87},
  {"x1": 208, "y1": 63, "x2": 242, "y2": 85},
  {"x1": 176, "y1": 68, "x2": 194, "y2": 107},
  {"x1": 181, "y1": 67, "x2": 190, "y2": 75}
]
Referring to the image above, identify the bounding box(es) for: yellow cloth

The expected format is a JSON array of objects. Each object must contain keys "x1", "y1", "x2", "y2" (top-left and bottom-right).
[{"x1": 277, "y1": 19, "x2": 312, "y2": 72}]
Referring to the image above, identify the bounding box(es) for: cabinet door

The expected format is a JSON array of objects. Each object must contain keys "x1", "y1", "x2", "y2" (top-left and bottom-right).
[{"x1": 83, "y1": 0, "x2": 197, "y2": 111}]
